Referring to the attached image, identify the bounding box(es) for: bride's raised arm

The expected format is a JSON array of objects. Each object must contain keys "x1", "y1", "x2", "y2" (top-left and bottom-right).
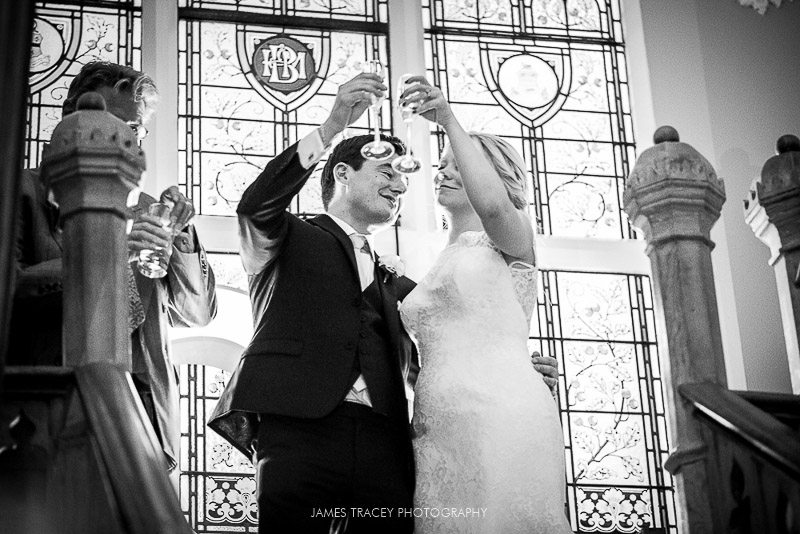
[{"x1": 401, "y1": 76, "x2": 535, "y2": 263}]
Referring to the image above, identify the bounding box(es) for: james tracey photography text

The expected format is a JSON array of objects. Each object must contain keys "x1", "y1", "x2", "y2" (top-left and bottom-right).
[{"x1": 310, "y1": 507, "x2": 489, "y2": 519}]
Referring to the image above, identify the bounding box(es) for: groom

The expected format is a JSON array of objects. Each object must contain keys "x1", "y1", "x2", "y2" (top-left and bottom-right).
[{"x1": 209, "y1": 72, "x2": 417, "y2": 533}]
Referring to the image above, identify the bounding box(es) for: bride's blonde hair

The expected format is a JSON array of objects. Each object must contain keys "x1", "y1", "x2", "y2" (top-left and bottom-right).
[{"x1": 469, "y1": 132, "x2": 529, "y2": 210}]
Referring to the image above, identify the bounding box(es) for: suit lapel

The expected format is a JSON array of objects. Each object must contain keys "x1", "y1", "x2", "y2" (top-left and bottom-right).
[
  {"x1": 310, "y1": 214, "x2": 360, "y2": 281},
  {"x1": 312, "y1": 214, "x2": 409, "y2": 367},
  {"x1": 374, "y1": 259, "x2": 405, "y2": 354}
]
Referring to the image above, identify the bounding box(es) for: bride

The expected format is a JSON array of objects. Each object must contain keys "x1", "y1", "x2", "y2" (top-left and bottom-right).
[{"x1": 398, "y1": 77, "x2": 572, "y2": 534}]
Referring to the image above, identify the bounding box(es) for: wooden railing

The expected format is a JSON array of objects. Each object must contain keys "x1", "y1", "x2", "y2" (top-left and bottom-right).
[
  {"x1": 0, "y1": 63, "x2": 192, "y2": 531},
  {"x1": 678, "y1": 382, "x2": 800, "y2": 533},
  {"x1": 1, "y1": 364, "x2": 192, "y2": 534}
]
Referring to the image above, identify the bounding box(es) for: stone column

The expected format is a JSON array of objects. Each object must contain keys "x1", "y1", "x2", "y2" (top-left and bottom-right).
[
  {"x1": 623, "y1": 126, "x2": 727, "y2": 534},
  {"x1": 744, "y1": 134, "x2": 800, "y2": 392},
  {"x1": 40, "y1": 93, "x2": 145, "y2": 368}
]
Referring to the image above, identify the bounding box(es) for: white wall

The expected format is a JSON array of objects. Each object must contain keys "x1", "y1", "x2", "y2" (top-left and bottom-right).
[{"x1": 625, "y1": 0, "x2": 800, "y2": 392}]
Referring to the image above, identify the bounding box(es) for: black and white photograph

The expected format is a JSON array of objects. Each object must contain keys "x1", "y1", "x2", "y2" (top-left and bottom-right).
[{"x1": 0, "y1": 1, "x2": 798, "y2": 533}]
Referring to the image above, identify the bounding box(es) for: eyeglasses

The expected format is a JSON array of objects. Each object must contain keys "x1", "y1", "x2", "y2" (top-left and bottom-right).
[{"x1": 125, "y1": 121, "x2": 149, "y2": 143}]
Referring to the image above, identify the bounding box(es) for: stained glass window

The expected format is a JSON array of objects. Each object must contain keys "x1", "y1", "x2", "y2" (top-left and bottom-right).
[
  {"x1": 179, "y1": 364, "x2": 258, "y2": 532},
  {"x1": 179, "y1": 0, "x2": 388, "y2": 22},
  {"x1": 424, "y1": 0, "x2": 635, "y2": 239},
  {"x1": 177, "y1": 1, "x2": 391, "y2": 217},
  {"x1": 26, "y1": 0, "x2": 142, "y2": 168},
  {"x1": 532, "y1": 271, "x2": 675, "y2": 532}
]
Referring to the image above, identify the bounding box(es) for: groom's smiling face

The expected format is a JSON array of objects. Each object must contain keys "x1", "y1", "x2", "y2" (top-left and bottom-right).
[{"x1": 339, "y1": 159, "x2": 408, "y2": 227}]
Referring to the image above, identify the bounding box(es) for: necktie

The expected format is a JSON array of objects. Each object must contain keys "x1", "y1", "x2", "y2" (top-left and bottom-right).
[{"x1": 349, "y1": 233, "x2": 372, "y2": 258}]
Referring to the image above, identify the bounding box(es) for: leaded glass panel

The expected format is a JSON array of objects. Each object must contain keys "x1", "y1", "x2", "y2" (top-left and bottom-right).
[
  {"x1": 423, "y1": 1, "x2": 635, "y2": 239},
  {"x1": 179, "y1": 364, "x2": 259, "y2": 532},
  {"x1": 530, "y1": 271, "x2": 677, "y2": 533},
  {"x1": 179, "y1": 0, "x2": 388, "y2": 23},
  {"x1": 425, "y1": 0, "x2": 615, "y2": 41},
  {"x1": 178, "y1": 18, "x2": 390, "y2": 217},
  {"x1": 26, "y1": 1, "x2": 142, "y2": 167}
]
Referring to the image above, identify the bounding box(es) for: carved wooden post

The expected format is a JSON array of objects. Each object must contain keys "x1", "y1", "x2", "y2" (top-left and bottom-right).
[
  {"x1": 623, "y1": 126, "x2": 727, "y2": 533},
  {"x1": 40, "y1": 93, "x2": 145, "y2": 368},
  {"x1": 744, "y1": 134, "x2": 800, "y2": 392}
]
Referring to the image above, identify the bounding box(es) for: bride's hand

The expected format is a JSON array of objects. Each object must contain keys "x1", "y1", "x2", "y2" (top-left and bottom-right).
[
  {"x1": 531, "y1": 352, "x2": 559, "y2": 397},
  {"x1": 399, "y1": 76, "x2": 456, "y2": 129}
]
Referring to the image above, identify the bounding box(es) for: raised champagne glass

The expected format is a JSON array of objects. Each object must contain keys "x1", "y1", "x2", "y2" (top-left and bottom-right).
[
  {"x1": 391, "y1": 74, "x2": 423, "y2": 174},
  {"x1": 360, "y1": 59, "x2": 395, "y2": 161}
]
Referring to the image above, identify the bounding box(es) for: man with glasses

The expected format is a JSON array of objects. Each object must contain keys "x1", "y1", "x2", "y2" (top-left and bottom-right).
[{"x1": 10, "y1": 61, "x2": 218, "y2": 471}]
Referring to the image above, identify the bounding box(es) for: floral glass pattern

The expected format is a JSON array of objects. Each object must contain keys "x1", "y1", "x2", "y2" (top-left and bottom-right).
[
  {"x1": 179, "y1": 364, "x2": 259, "y2": 532},
  {"x1": 179, "y1": 0, "x2": 388, "y2": 22},
  {"x1": 423, "y1": 0, "x2": 635, "y2": 239},
  {"x1": 25, "y1": 0, "x2": 142, "y2": 167},
  {"x1": 530, "y1": 271, "x2": 676, "y2": 532},
  {"x1": 177, "y1": 2, "x2": 390, "y2": 217}
]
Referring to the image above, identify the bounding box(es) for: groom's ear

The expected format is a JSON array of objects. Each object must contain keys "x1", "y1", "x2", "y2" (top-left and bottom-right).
[{"x1": 333, "y1": 162, "x2": 350, "y2": 185}]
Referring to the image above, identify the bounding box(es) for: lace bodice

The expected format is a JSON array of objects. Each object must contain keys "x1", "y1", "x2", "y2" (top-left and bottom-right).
[{"x1": 400, "y1": 231, "x2": 536, "y2": 366}]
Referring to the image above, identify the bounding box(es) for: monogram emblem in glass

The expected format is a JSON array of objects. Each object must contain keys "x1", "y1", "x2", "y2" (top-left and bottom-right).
[
  {"x1": 391, "y1": 74, "x2": 423, "y2": 174},
  {"x1": 360, "y1": 59, "x2": 395, "y2": 161}
]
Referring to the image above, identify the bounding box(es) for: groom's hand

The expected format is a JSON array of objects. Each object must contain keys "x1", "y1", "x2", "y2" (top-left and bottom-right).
[
  {"x1": 531, "y1": 351, "x2": 559, "y2": 396},
  {"x1": 320, "y1": 72, "x2": 387, "y2": 142}
]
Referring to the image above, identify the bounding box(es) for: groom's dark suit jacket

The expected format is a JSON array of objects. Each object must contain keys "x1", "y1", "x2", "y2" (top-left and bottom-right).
[{"x1": 208, "y1": 142, "x2": 418, "y2": 461}]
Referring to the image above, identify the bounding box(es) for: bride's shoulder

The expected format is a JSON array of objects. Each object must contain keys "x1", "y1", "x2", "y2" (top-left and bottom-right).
[{"x1": 456, "y1": 230, "x2": 496, "y2": 250}]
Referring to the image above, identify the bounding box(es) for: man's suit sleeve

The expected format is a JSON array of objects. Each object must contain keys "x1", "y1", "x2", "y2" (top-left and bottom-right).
[
  {"x1": 166, "y1": 225, "x2": 218, "y2": 328},
  {"x1": 237, "y1": 140, "x2": 321, "y2": 275}
]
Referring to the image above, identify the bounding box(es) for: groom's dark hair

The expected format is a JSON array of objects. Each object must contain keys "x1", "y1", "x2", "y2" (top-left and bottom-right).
[{"x1": 320, "y1": 133, "x2": 405, "y2": 210}]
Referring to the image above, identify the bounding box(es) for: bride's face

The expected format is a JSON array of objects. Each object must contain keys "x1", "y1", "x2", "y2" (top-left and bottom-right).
[{"x1": 434, "y1": 146, "x2": 471, "y2": 212}]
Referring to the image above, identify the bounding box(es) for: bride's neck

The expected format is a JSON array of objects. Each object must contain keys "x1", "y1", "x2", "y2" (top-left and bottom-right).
[{"x1": 446, "y1": 210, "x2": 483, "y2": 245}]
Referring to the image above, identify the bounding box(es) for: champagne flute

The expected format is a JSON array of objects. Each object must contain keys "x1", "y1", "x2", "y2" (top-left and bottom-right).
[
  {"x1": 391, "y1": 74, "x2": 423, "y2": 174},
  {"x1": 360, "y1": 59, "x2": 395, "y2": 161},
  {"x1": 137, "y1": 202, "x2": 176, "y2": 278}
]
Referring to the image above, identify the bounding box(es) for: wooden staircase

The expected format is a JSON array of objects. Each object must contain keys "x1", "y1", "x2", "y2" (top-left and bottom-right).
[
  {"x1": 0, "y1": 6, "x2": 192, "y2": 531},
  {"x1": 1, "y1": 364, "x2": 191, "y2": 534},
  {"x1": 677, "y1": 383, "x2": 800, "y2": 533},
  {"x1": 624, "y1": 126, "x2": 800, "y2": 533}
]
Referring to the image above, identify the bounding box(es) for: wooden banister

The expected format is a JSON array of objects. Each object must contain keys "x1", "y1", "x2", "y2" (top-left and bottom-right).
[
  {"x1": 677, "y1": 382, "x2": 800, "y2": 532},
  {"x1": 1, "y1": 364, "x2": 193, "y2": 533},
  {"x1": 679, "y1": 382, "x2": 800, "y2": 479},
  {"x1": 74, "y1": 363, "x2": 192, "y2": 534},
  {"x1": 735, "y1": 389, "x2": 800, "y2": 431}
]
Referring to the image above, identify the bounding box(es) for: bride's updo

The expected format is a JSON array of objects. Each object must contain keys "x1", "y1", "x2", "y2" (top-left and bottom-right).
[{"x1": 469, "y1": 132, "x2": 529, "y2": 210}]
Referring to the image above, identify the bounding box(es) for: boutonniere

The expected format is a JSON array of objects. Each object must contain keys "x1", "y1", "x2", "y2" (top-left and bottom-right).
[{"x1": 377, "y1": 254, "x2": 406, "y2": 282}]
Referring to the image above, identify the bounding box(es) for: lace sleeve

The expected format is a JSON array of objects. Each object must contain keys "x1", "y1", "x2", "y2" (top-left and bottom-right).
[{"x1": 508, "y1": 261, "x2": 537, "y2": 321}]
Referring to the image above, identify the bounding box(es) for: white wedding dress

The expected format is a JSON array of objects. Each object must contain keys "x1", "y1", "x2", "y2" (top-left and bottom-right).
[{"x1": 400, "y1": 231, "x2": 572, "y2": 534}]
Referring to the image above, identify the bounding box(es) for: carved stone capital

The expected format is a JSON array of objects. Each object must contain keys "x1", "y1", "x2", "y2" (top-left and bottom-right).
[
  {"x1": 41, "y1": 92, "x2": 145, "y2": 220},
  {"x1": 744, "y1": 135, "x2": 800, "y2": 264},
  {"x1": 624, "y1": 127, "x2": 726, "y2": 251}
]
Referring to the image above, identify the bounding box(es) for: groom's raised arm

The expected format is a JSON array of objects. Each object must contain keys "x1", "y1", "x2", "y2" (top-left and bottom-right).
[
  {"x1": 237, "y1": 72, "x2": 386, "y2": 275},
  {"x1": 237, "y1": 135, "x2": 327, "y2": 275}
]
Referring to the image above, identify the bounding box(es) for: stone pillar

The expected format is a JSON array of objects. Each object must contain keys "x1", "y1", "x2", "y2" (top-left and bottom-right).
[
  {"x1": 40, "y1": 93, "x2": 145, "y2": 368},
  {"x1": 623, "y1": 126, "x2": 727, "y2": 534},
  {"x1": 744, "y1": 134, "x2": 800, "y2": 393}
]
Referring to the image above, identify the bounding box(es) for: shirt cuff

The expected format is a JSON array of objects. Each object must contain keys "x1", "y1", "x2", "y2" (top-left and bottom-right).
[{"x1": 297, "y1": 128, "x2": 328, "y2": 170}]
